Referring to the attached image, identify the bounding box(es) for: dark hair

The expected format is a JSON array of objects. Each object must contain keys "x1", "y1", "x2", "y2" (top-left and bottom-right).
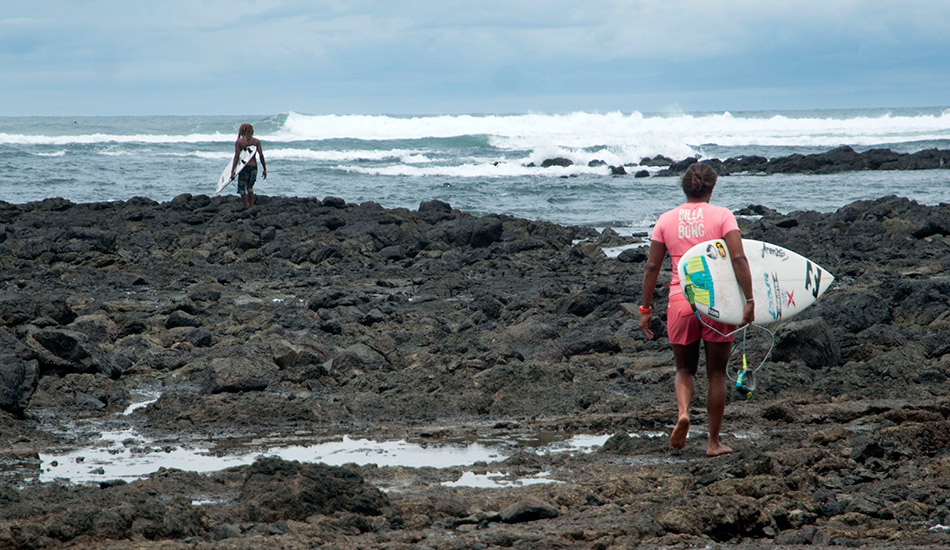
[
  {"x1": 238, "y1": 123, "x2": 254, "y2": 138},
  {"x1": 680, "y1": 163, "x2": 717, "y2": 198}
]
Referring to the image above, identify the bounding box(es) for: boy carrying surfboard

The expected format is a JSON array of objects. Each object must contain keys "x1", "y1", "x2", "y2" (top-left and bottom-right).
[{"x1": 231, "y1": 123, "x2": 267, "y2": 209}]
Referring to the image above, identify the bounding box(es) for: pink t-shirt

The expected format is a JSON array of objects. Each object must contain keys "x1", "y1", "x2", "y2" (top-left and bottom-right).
[{"x1": 651, "y1": 202, "x2": 740, "y2": 287}]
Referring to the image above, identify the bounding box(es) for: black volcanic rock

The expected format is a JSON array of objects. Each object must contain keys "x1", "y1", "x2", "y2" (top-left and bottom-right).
[
  {"x1": 653, "y1": 147, "x2": 950, "y2": 176},
  {"x1": 0, "y1": 193, "x2": 947, "y2": 549}
]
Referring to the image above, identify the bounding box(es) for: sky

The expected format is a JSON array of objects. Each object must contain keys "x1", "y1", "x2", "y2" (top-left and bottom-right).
[{"x1": 2, "y1": 0, "x2": 950, "y2": 116}]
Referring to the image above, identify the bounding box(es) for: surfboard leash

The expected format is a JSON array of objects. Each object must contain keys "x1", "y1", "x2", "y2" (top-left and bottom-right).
[
  {"x1": 690, "y1": 310, "x2": 775, "y2": 400},
  {"x1": 730, "y1": 323, "x2": 774, "y2": 400}
]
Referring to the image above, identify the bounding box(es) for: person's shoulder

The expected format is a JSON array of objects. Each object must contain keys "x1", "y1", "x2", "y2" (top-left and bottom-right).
[
  {"x1": 653, "y1": 207, "x2": 678, "y2": 235},
  {"x1": 657, "y1": 204, "x2": 684, "y2": 221}
]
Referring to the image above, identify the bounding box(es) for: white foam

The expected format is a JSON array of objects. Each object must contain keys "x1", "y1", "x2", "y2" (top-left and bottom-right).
[
  {"x1": 275, "y1": 109, "x2": 950, "y2": 153},
  {"x1": 121, "y1": 391, "x2": 160, "y2": 416},
  {"x1": 172, "y1": 148, "x2": 428, "y2": 162},
  {"x1": 0, "y1": 131, "x2": 231, "y2": 146},
  {"x1": 6, "y1": 110, "x2": 950, "y2": 164},
  {"x1": 335, "y1": 160, "x2": 612, "y2": 178}
]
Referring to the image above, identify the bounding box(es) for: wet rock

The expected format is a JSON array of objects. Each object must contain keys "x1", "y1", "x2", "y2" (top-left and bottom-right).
[
  {"x1": 212, "y1": 523, "x2": 241, "y2": 541},
  {"x1": 499, "y1": 497, "x2": 558, "y2": 523},
  {"x1": 308, "y1": 287, "x2": 362, "y2": 310},
  {"x1": 24, "y1": 328, "x2": 121, "y2": 379},
  {"x1": 598, "y1": 431, "x2": 638, "y2": 454},
  {"x1": 640, "y1": 155, "x2": 673, "y2": 166},
  {"x1": 593, "y1": 228, "x2": 623, "y2": 248},
  {"x1": 880, "y1": 420, "x2": 950, "y2": 454},
  {"x1": 201, "y1": 357, "x2": 279, "y2": 394},
  {"x1": 0, "y1": 473, "x2": 209, "y2": 545},
  {"x1": 0, "y1": 357, "x2": 39, "y2": 417},
  {"x1": 67, "y1": 314, "x2": 119, "y2": 343},
  {"x1": 333, "y1": 343, "x2": 390, "y2": 372},
  {"x1": 570, "y1": 241, "x2": 604, "y2": 259},
  {"x1": 376, "y1": 245, "x2": 403, "y2": 261},
  {"x1": 774, "y1": 525, "x2": 829, "y2": 545},
  {"x1": 418, "y1": 199, "x2": 455, "y2": 222},
  {"x1": 771, "y1": 318, "x2": 841, "y2": 368},
  {"x1": 656, "y1": 147, "x2": 950, "y2": 176},
  {"x1": 360, "y1": 308, "x2": 386, "y2": 326},
  {"x1": 656, "y1": 507, "x2": 701, "y2": 535},
  {"x1": 616, "y1": 247, "x2": 648, "y2": 263},
  {"x1": 165, "y1": 310, "x2": 201, "y2": 329},
  {"x1": 239, "y1": 457, "x2": 389, "y2": 522},
  {"x1": 541, "y1": 157, "x2": 573, "y2": 168},
  {"x1": 562, "y1": 333, "x2": 622, "y2": 356},
  {"x1": 2, "y1": 194, "x2": 950, "y2": 549},
  {"x1": 434, "y1": 216, "x2": 504, "y2": 248},
  {"x1": 0, "y1": 296, "x2": 76, "y2": 328},
  {"x1": 179, "y1": 328, "x2": 212, "y2": 348},
  {"x1": 0, "y1": 329, "x2": 39, "y2": 416},
  {"x1": 322, "y1": 196, "x2": 346, "y2": 208}
]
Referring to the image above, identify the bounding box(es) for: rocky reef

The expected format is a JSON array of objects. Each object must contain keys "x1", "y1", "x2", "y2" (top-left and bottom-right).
[
  {"x1": 0, "y1": 193, "x2": 948, "y2": 549},
  {"x1": 541, "y1": 146, "x2": 950, "y2": 177}
]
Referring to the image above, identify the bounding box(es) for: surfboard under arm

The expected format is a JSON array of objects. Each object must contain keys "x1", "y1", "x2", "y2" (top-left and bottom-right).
[
  {"x1": 679, "y1": 239, "x2": 834, "y2": 325},
  {"x1": 215, "y1": 144, "x2": 257, "y2": 195}
]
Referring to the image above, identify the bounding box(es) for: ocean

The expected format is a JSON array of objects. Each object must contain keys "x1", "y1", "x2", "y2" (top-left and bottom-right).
[{"x1": 3, "y1": 108, "x2": 950, "y2": 232}]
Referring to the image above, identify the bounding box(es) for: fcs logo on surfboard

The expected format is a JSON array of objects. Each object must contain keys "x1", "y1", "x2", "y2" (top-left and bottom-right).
[{"x1": 704, "y1": 242, "x2": 727, "y2": 260}]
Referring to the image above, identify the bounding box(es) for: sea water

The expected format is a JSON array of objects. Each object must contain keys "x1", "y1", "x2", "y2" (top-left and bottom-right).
[
  {"x1": 37, "y1": 428, "x2": 616, "y2": 486},
  {"x1": 2, "y1": 108, "x2": 950, "y2": 230}
]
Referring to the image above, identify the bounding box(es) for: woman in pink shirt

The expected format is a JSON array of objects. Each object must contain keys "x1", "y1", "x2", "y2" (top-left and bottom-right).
[{"x1": 639, "y1": 163, "x2": 754, "y2": 457}]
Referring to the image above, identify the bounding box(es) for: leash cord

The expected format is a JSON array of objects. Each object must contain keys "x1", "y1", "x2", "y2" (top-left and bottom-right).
[{"x1": 692, "y1": 311, "x2": 776, "y2": 398}]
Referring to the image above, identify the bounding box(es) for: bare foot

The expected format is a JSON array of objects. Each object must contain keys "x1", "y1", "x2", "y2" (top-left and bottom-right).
[
  {"x1": 670, "y1": 416, "x2": 689, "y2": 449},
  {"x1": 706, "y1": 442, "x2": 733, "y2": 457}
]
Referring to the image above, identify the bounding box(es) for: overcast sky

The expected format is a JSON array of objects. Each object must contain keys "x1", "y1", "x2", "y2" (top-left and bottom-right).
[{"x1": 3, "y1": 1, "x2": 950, "y2": 116}]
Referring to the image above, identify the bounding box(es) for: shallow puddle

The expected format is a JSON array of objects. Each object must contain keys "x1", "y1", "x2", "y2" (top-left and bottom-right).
[
  {"x1": 39, "y1": 429, "x2": 617, "y2": 485},
  {"x1": 37, "y1": 390, "x2": 677, "y2": 486},
  {"x1": 442, "y1": 471, "x2": 561, "y2": 489}
]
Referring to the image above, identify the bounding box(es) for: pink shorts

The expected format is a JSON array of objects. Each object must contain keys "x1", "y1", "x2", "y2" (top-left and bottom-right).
[{"x1": 666, "y1": 292, "x2": 736, "y2": 345}]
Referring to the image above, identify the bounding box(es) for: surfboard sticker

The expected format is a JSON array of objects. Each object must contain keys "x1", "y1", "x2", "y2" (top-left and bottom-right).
[
  {"x1": 678, "y1": 238, "x2": 834, "y2": 326},
  {"x1": 682, "y1": 255, "x2": 715, "y2": 309},
  {"x1": 215, "y1": 145, "x2": 257, "y2": 195}
]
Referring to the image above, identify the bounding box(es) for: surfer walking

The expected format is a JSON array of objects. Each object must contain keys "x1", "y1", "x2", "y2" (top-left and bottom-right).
[
  {"x1": 231, "y1": 123, "x2": 267, "y2": 209},
  {"x1": 638, "y1": 163, "x2": 755, "y2": 457}
]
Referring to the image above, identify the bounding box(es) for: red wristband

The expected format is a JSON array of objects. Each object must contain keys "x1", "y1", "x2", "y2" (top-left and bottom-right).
[{"x1": 639, "y1": 305, "x2": 652, "y2": 314}]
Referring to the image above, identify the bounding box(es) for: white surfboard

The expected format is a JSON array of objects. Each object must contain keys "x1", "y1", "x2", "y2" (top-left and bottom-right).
[
  {"x1": 215, "y1": 145, "x2": 257, "y2": 195},
  {"x1": 679, "y1": 239, "x2": 834, "y2": 325}
]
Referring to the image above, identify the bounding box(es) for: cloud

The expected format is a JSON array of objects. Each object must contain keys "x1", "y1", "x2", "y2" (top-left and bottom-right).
[{"x1": 4, "y1": 1, "x2": 950, "y2": 114}]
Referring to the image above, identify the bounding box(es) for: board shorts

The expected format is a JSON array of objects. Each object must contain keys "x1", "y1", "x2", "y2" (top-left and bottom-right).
[
  {"x1": 237, "y1": 167, "x2": 257, "y2": 195},
  {"x1": 666, "y1": 291, "x2": 736, "y2": 345}
]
